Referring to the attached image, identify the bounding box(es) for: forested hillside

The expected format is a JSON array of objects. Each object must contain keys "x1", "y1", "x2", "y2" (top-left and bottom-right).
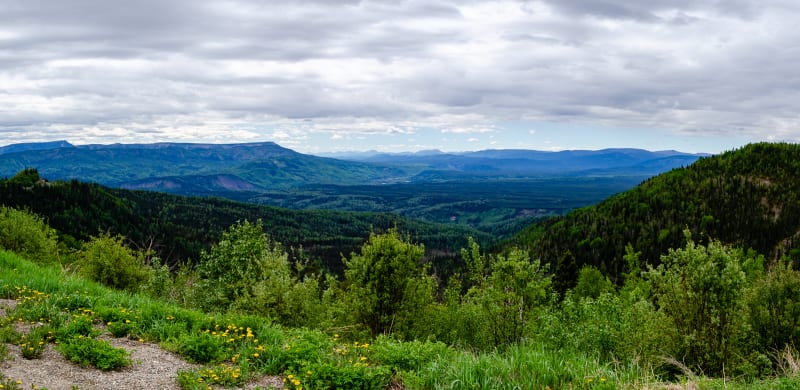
[
  {"x1": 0, "y1": 141, "x2": 411, "y2": 189},
  {"x1": 3, "y1": 144, "x2": 800, "y2": 388},
  {"x1": 0, "y1": 169, "x2": 491, "y2": 273},
  {"x1": 513, "y1": 142, "x2": 800, "y2": 289}
]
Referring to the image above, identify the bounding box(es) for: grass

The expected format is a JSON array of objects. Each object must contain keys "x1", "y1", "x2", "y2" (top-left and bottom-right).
[{"x1": 2, "y1": 250, "x2": 800, "y2": 389}]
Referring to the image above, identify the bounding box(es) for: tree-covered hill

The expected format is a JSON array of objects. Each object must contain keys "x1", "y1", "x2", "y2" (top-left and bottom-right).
[
  {"x1": 0, "y1": 141, "x2": 412, "y2": 189},
  {"x1": 0, "y1": 169, "x2": 492, "y2": 273},
  {"x1": 512, "y1": 142, "x2": 800, "y2": 289}
]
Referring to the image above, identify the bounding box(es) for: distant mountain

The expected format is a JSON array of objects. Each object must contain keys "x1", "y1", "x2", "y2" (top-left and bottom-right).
[
  {"x1": 342, "y1": 148, "x2": 706, "y2": 178},
  {"x1": 510, "y1": 142, "x2": 800, "y2": 290},
  {"x1": 0, "y1": 141, "x2": 702, "y2": 191},
  {"x1": 0, "y1": 140, "x2": 73, "y2": 155},
  {"x1": 0, "y1": 142, "x2": 412, "y2": 189}
]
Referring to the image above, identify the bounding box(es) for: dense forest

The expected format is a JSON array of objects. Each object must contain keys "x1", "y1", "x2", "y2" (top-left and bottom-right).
[
  {"x1": 0, "y1": 168, "x2": 491, "y2": 274},
  {"x1": 514, "y1": 142, "x2": 800, "y2": 290},
  {"x1": 0, "y1": 141, "x2": 700, "y2": 238}
]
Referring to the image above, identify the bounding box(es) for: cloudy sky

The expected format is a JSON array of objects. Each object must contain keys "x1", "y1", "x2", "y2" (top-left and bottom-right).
[{"x1": 1, "y1": 0, "x2": 798, "y2": 154}]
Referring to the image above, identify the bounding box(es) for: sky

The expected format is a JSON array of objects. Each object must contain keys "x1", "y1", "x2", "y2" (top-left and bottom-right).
[{"x1": 1, "y1": 0, "x2": 799, "y2": 154}]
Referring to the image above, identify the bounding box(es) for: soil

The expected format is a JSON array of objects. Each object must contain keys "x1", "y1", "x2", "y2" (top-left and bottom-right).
[{"x1": 0, "y1": 299, "x2": 284, "y2": 390}]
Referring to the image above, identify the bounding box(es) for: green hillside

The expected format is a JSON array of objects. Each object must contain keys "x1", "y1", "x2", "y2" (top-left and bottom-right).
[
  {"x1": 512, "y1": 142, "x2": 800, "y2": 288},
  {"x1": 0, "y1": 169, "x2": 491, "y2": 274},
  {"x1": 3, "y1": 145, "x2": 800, "y2": 387},
  {"x1": 0, "y1": 142, "x2": 412, "y2": 189}
]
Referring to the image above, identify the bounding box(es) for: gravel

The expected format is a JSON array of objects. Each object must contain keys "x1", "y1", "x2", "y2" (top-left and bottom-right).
[{"x1": 0, "y1": 299, "x2": 284, "y2": 390}]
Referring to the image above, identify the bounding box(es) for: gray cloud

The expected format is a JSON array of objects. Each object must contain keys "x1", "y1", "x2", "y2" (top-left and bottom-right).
[{"x1": 1, "y1": 0, "x2": 799, "y2": 148}]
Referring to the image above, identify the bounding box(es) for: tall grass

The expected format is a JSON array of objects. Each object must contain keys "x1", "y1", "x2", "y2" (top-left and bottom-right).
[{"x1": 403, "y1": 343, "x2": 657, "y2": 389}]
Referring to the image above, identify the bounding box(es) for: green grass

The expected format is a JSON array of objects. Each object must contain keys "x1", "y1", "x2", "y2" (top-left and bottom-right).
[{"x1": 2, "y1": 249, "x2": 799, "y2": 389}]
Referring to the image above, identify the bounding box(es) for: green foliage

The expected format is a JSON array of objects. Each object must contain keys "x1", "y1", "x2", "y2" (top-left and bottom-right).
[
  {"x1": 7, "y1": 167, "x2": 41, "y2": 186},
  {"x1": 645, "y1": 233, "x2": 761, "y2": 376},
  {"x1": 746, "y1": 260, "x2": 800, "y2": 353},
  {"x1": 77, "y1": 232, "x2": 152, "y2": 291},
  {"x1": 193, "y1": 220, "x2": 325, "y2": 326},
  {"x1": 18, "y1": 326, "x2": 54, "y2": 359},
  {"x1": 57, "y1": 335, "x2": 131, "y2": 371},
  {"x1": 57, "y1": 312, "x2": 98, "y2": 340},
  {"x1": 0, "y1": 206, "x2": 59, "y2": 265},
  {"x1": 177, "y1": 364, "x2": 247, "y2": 388},
  {"x1": 0, "y1": 342, "x2": 8, "y2": 363},
  {"x1": 299, "y1": 362, "x2": 392, "y2": 390},
  {"x1": 0, "y1": 373, "x2": 24, "y2": 390},
  {"x1": 0, "y1": 174, "x2": 491, "y2": 277},
  {"x1": 463, "y1": 242, "x2": 552, "y2": 347},
  {"x1": 573, "y1": 265, "x2": 616, "y2": 300},
  {"x1": 535, "y1": 293, "x2": 667, "y2": 364},
  {"x1": 517, "y1": 142, "x2": 800, "y2": 284},
  {"x1": 403, "y1": 343, "x2": 625, "y2": 390},
  {"x1": 341, "y1": 229, "x2": 433, "y2": 337},
  {"x1": 178, "y1": 331, "x2": 227, "y2": 364},
  {"x1": 3, "y1": 243, "x2": 800, "y2": 388},
  {"x1": 371, "y1": 335, "x2": 451, "y2": 372}
]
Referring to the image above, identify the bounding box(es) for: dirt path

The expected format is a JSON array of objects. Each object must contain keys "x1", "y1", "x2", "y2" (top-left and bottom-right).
[{"x1": 0, "y1": 299, "x2": 283, "y2": 390}]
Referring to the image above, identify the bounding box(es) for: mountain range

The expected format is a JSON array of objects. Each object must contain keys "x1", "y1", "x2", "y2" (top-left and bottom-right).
[
  {"x1": 0, "y1": 140, "x2": 705, "y2": 237},
  {"x1": 0, "y1": 141, "x2": 704, "y2": 191}
]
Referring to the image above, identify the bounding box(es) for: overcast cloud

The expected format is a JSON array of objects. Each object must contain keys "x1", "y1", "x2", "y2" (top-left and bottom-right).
[{"x1": 1, "y1": 0, "x2": 798, "y2": 152}]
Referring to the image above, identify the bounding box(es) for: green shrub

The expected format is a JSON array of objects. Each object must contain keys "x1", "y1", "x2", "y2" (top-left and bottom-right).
[
  {"x1": 57, "y1": 313, "x2": 97, "y2": 340},
  {"x1": 177, "y1": 364, "x2": 247, "y2": 388},
  {"x1": 535, "y1": 293, "x2": 668, "y2": 365},
  {"x1": 178, "y1": 331, "x2": 226, "y2": 364},
  {"x1": 107, "y1": 320, "x2": 133, "y2": 338},
  {"x1": 746, "y1": 260, "x2": 800, "y2": 352},
  {"x1": 572, "y1": 265, "x2": 615, "y2": 300},
  {"x1": 645, "y1": 233, "x2": 760, "y2": 376},
  {"x1": 298, "y1": 362, "x2": 392, "y2": 390},
  {"x1": 57, "y1": 335, "x2": 131, "y2": 371},
  {"x1": 77, "y1": 233, "x2": 152, "y2": 291},
  {"x1": 18, "y1": 333, "x2": 47, "y2": 359},
  {"x1": 341, "y1": 229, "x2": 433, "y2": 337},
  {"x1": 0, "y1": 206, "x2": 59, "y2": 265},
  {"x1": 194, "y1": 220, "x2": 325, "y2": 328}
]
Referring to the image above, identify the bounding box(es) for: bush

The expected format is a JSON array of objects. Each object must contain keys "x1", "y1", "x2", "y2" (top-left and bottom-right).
[
  {"x1": 178, "y1": 331, "x2": 226, "y2": 364},
  {"x1": 78, "y1": 232, "x2": 151, "y2": 291},
  {"x1": 57, "y1": 313, "x2": 97, "y2": 340},
  {"x1": 645, "y1": 233, "x2": 761, "y2": 376},
  {"x1": 534, "y1": 293, "x2": 668, "y2": 365},
  {"x1": 341, "y1": 229, "x2": 433, "y2": 338},
  {"x1": 57, "y1": 335, "x2": 131, "y2": 371},
  {"x1": 0, "y1": 206, "x2": 59, "y2": 265},
  {"x1": 572, "y1": 265, "x2": 615, "y2": 300},
  {"x1": 746, "y1": 260, "x2": 800, "y2": 354},
  {"x1": 194, "y1": 220, "x2": 324, "y2": 327},
  {"x1": 299, "y1": 362, "x2": 392, "y2": 390}
]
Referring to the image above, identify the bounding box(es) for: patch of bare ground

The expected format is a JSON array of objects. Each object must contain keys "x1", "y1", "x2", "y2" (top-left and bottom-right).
[{"x1": 0, "y1": 299, "x2": 283, "y2": 390}]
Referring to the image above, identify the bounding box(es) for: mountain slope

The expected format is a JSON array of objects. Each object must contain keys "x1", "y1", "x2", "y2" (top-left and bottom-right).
[
  {"x1": 0, "y1": 173, "x2": 492, "y2": 273},
  {"x1": 0, "y1": 142, "x2": 411, "y2": 189},
  {"x1": 512, "y1": 142, "x2": 800, "y2": 288}
]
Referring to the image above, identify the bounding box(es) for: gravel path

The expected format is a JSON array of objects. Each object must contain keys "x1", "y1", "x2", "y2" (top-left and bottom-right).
[{"x1": 0, "y1": 299, "x2": 283, "y2": 390}]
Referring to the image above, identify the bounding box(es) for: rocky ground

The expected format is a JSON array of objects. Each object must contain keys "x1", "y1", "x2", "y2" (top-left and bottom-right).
[{"x1": 0, "y1": 299, "x2": 283, "y2": 390}]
